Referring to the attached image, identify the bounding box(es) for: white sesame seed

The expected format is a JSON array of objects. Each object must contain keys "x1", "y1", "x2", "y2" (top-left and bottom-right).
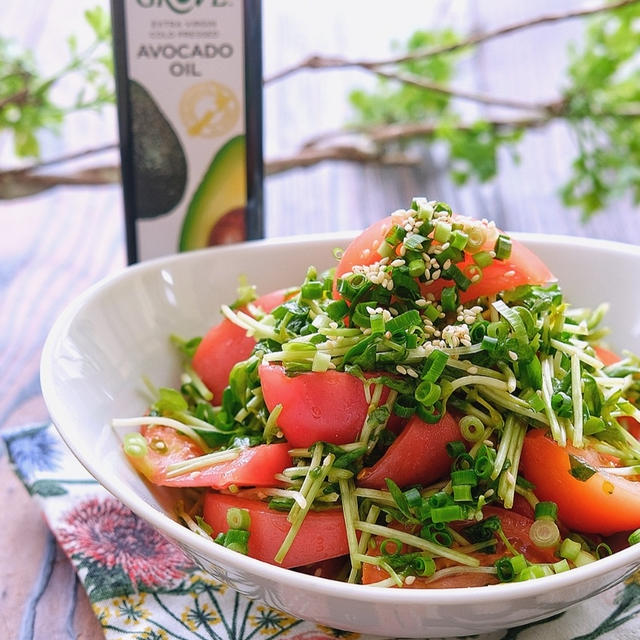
[
  {"x1": 386, "y1": 280, "x2": 394, "y2": 290},
  {"x1": 406, "y1": 367, "x2": 418, "y2": 378},
  {"x1": 366, "y1": 306, "x2": 376, "y2": 315},
  {"x1": 415, "y1": 298, "x2": 427, "y2": 307},
  {"x1": 467, "y1": 366, "x2": 478, "y2": 374},
  {"x1": 396, "y1": 365, "x2": 407, "y2": 375},
  {"x1": 432, "y1": 270, "x2": 441, "y2": 280},
  {"x1": 508, "y1": 350, "x2": 518, "y2": 361},
  {"x1": 390, "y1": 259, "x2": 405, "y2": 268},
  {"x1": 363, "y1": 328, "x2": 372, "y2": 335},
  {"x1": 441, "y1": 242, "x2": 450, "y2": 251},
  {"x1": 385, "y1": 331, "x2": 392, "y2": 339},
  {"x1": 329, "y1": 322, "x2": 338, "y2": 329},
  {"x1": 489, "y1": 251, "x2": 496, "y2": 258},
  {"x1": 389, "y1": 307, "x2": 399, "y2": 316},
  {"x1": 504, "y1": 270, "x2": 516, "y2": 277},
  {"x1": 404, "y1": 575, "x2": 416, "y2": 586},
  {"x1": 471, "y1": 274, "x2": 481, "y2": 282}
]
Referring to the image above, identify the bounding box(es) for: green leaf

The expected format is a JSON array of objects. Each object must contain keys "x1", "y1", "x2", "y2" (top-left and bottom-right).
[{"x1": 29, "y1": 479, "x2": 68, "y2": 496}]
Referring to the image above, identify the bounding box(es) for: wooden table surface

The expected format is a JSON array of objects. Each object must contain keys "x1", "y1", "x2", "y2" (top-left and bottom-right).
[{"x1": 1, "y1": 1, "x2": 638, "y2": 638}]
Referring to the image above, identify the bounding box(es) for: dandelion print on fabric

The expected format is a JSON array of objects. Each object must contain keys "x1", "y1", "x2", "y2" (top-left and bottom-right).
[{"x1": 57, "y1": 496, "x2": 194, "y2": 601}]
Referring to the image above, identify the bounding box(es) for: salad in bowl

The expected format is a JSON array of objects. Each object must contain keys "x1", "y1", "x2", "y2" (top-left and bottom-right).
[{"x1": 114, "y1": 198, "x2": 640, "y2": 590}]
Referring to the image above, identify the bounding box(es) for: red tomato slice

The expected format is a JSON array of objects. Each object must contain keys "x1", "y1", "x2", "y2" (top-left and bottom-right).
[
  {"x1": 126, "y1": 424, "x2": 291, "y2": 489},
  {"x1": 259, "y1": 364, "x2": 392, "y2": 448},
  {"x1": 358, "y1": 413, "x2": 461, "y2": 489},
  {"x1": 192, "y1": 289, "x2": 288, "y2": 404},
  {"x1": 203, "y1": 493, "x2": 349, "y2": 568},
  {"x1": 334, "y1": 215, "x2": 553, "y2": 303},
  {"x1": 520, "y1": 429, "x2": 640, "y2": 534}
]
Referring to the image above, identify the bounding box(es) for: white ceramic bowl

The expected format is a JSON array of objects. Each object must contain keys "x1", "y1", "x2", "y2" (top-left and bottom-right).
[{"x1": 41, "y1": 232, "x2": 640, "y2": 638}]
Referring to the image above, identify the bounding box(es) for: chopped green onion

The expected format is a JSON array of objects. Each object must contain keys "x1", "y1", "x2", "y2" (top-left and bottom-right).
[
  {"x1": 431, "y1": 504, "x2": 465, "y2": 523},
  {"x1": 386, "y1": 310, "x2": 421, "y2": 333},
  {"x1": 380, "y1": 538, "x2": 403, "y2": 557},
  {"x1": 453, "y1": 485, "x2": 473, "y2": 502},
  {"x1": 628, "y1": 529, "x2": 640, "y2": 545},
  {"x1": 301, "y1": 281, "x2": 324, "y2": 299},
  {"x1": 494, "y1": 234, "x2": 512, "y2": 260},
  {"x1": 450, "y1": 469, "x2": 477, "y2": 486},
  {"x1": 411, "y1": 197, "x2": 433, "y2": 220},
  {"x1": 449, "y1": 230, "x2": 469, "y2": 250},
  {"x1": 416, "y1": 381, "x2": 441, "y2": 406},
  {"x1": 534, "y1": 501, "x2": 558, "y2": 521},
  {"x1": 560, "y1": 537, "x2": 582, "y2": 561},
  {"x1": 123, "y1": 433, "x2": 148, "y2": 458},
  {"x1": 408, "y1": 258, "x2": 425, "y2": 277},
  {"x1": 412, "y1": 555, "x2": 436, "y2": 577},
  {"x1": 424, "y1": 304, "x2": 440, "y2": 322},
  {"x1": 224, "y1": 529, "x2": 250, "y2": 546},
  {"x1": 404, "y1": 234, "x2": 428, "y2": 251},
  {"x1": 574, "y1": 550, "x2": 597, "y2": 566},
  {"x1": 529, "y1": 519, "x2": 560, "y2": 548},
  {"x1": 495, "y1": 557, "x2": 515, "y2": 582},
  {"x1": 422, "y1": 349, "x2": 449, "y2": 383},
  {"x1": 326, "y1": 299, "x2": 349, "y2": 322},
  {"x1": 441, "y1": 286, "x2": 458, "y2": 312},
  {"x1": 446, "y1": 441, "x2": 466, "y2": 458},
  {"x1": 473, "y1": 251, "x2": 493, "y2": 268},
  {"x1": 226, "y1": 507, "x2": 251, "y2": 530},
  {"x1": 442, "y1": 264, "x2": 472, "y2": 291},
  {"x1": 543, "y1": 560, "x2": 565, "y2": 575},
  {"x1": 434, "y1": 220, "x2": 452, "y2": 243},
  {"x1": 386, "y1": 225, "x2": 407, "y2": 246},
  {"x1": 459, "y1": 415, "x2": 485, "y2": 442}
]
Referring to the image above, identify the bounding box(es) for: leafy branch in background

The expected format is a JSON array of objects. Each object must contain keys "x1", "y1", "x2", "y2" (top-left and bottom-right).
[
  {"x1": 0, "y1": 6, "x2": 114, "y2": 159},
  {"x1": 1, "y1": 0, "x2": 639, "y2": 221},
  {"x1": 270, "y1": 0, "x2": 640, "y2": 221}
]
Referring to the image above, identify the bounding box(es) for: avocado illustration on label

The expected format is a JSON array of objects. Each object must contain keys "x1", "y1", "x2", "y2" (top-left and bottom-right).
[
  {"x1": 179, "y1": 135, "x2": 247, "y2": 250},
  {"x1": 129, "y1": 79, "x2": 187, "y2": 219}
]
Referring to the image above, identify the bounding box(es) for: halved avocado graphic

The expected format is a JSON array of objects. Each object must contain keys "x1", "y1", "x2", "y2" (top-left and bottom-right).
[
  {"x1": 129, "y1": 79, "x2": 187, "y2": 218},
  {"x1": 179, "y1": 135, "x2": 247, "y2": 250}
]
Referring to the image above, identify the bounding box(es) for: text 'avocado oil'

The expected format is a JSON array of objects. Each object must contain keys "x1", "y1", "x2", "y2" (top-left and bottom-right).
[{"x1": 111, "y1": 0, "x2": 263, "y2": 263}]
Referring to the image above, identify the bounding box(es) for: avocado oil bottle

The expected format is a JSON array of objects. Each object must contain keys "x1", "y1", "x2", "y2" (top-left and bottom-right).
[{"x1": 110, "y1": 0, "x2": 263, "y2": 263}]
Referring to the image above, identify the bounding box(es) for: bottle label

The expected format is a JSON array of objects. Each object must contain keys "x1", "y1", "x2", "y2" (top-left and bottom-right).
[{"x1": 120, "y1": 0, "x2": 248, "y2": 260}]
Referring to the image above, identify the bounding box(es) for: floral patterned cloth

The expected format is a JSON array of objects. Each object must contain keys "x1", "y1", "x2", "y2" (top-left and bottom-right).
[{"x1": 3, "y1": 422, "x2": 640, "y2": 640}]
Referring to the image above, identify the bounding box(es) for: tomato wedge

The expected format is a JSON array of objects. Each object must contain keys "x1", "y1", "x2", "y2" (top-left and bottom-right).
[
  {"x1": 358, "y1": 413, "x2": 461, "y2": 489},
  {"x1": 520, "y1": 429, "x2": 640, "y2": 534},
  {"x1": 203, "y1": 493, "x2": 349, "y2": 568},
  {"x1": 126, "y1": 424, "x2": 291, "y2": 488},
  {"x1": 259, "y1": 364, "x2": 393, "y2": 448},
  {"x1": 335, "y1": 215, "x2": 553, "y2": 303},
  {"x1": 192, "y1": 289, "x2": 288, "y2": 404}
]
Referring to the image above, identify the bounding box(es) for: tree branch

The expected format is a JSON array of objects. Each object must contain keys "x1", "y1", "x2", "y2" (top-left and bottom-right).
[
  {"x1": 0, "y1": 88, "x2": 29, "y2": 110},
  {"x1": 371, "y1": 68, "x2": 549, "y2": 112},
  {"x1": 3, "y1": 143, "x2": 120, "y2": 176},
  {"x1": 266, "y1": 146, "x2": 418, "y2": 176},
  {"x1": 265, "y1": 0, "x2": 640, "y2": 84}
]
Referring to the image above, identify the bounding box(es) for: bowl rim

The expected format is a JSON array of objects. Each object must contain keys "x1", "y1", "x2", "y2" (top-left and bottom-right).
[{"x1": 40, "y1": 231, "x2": 640, "y2": 607}]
